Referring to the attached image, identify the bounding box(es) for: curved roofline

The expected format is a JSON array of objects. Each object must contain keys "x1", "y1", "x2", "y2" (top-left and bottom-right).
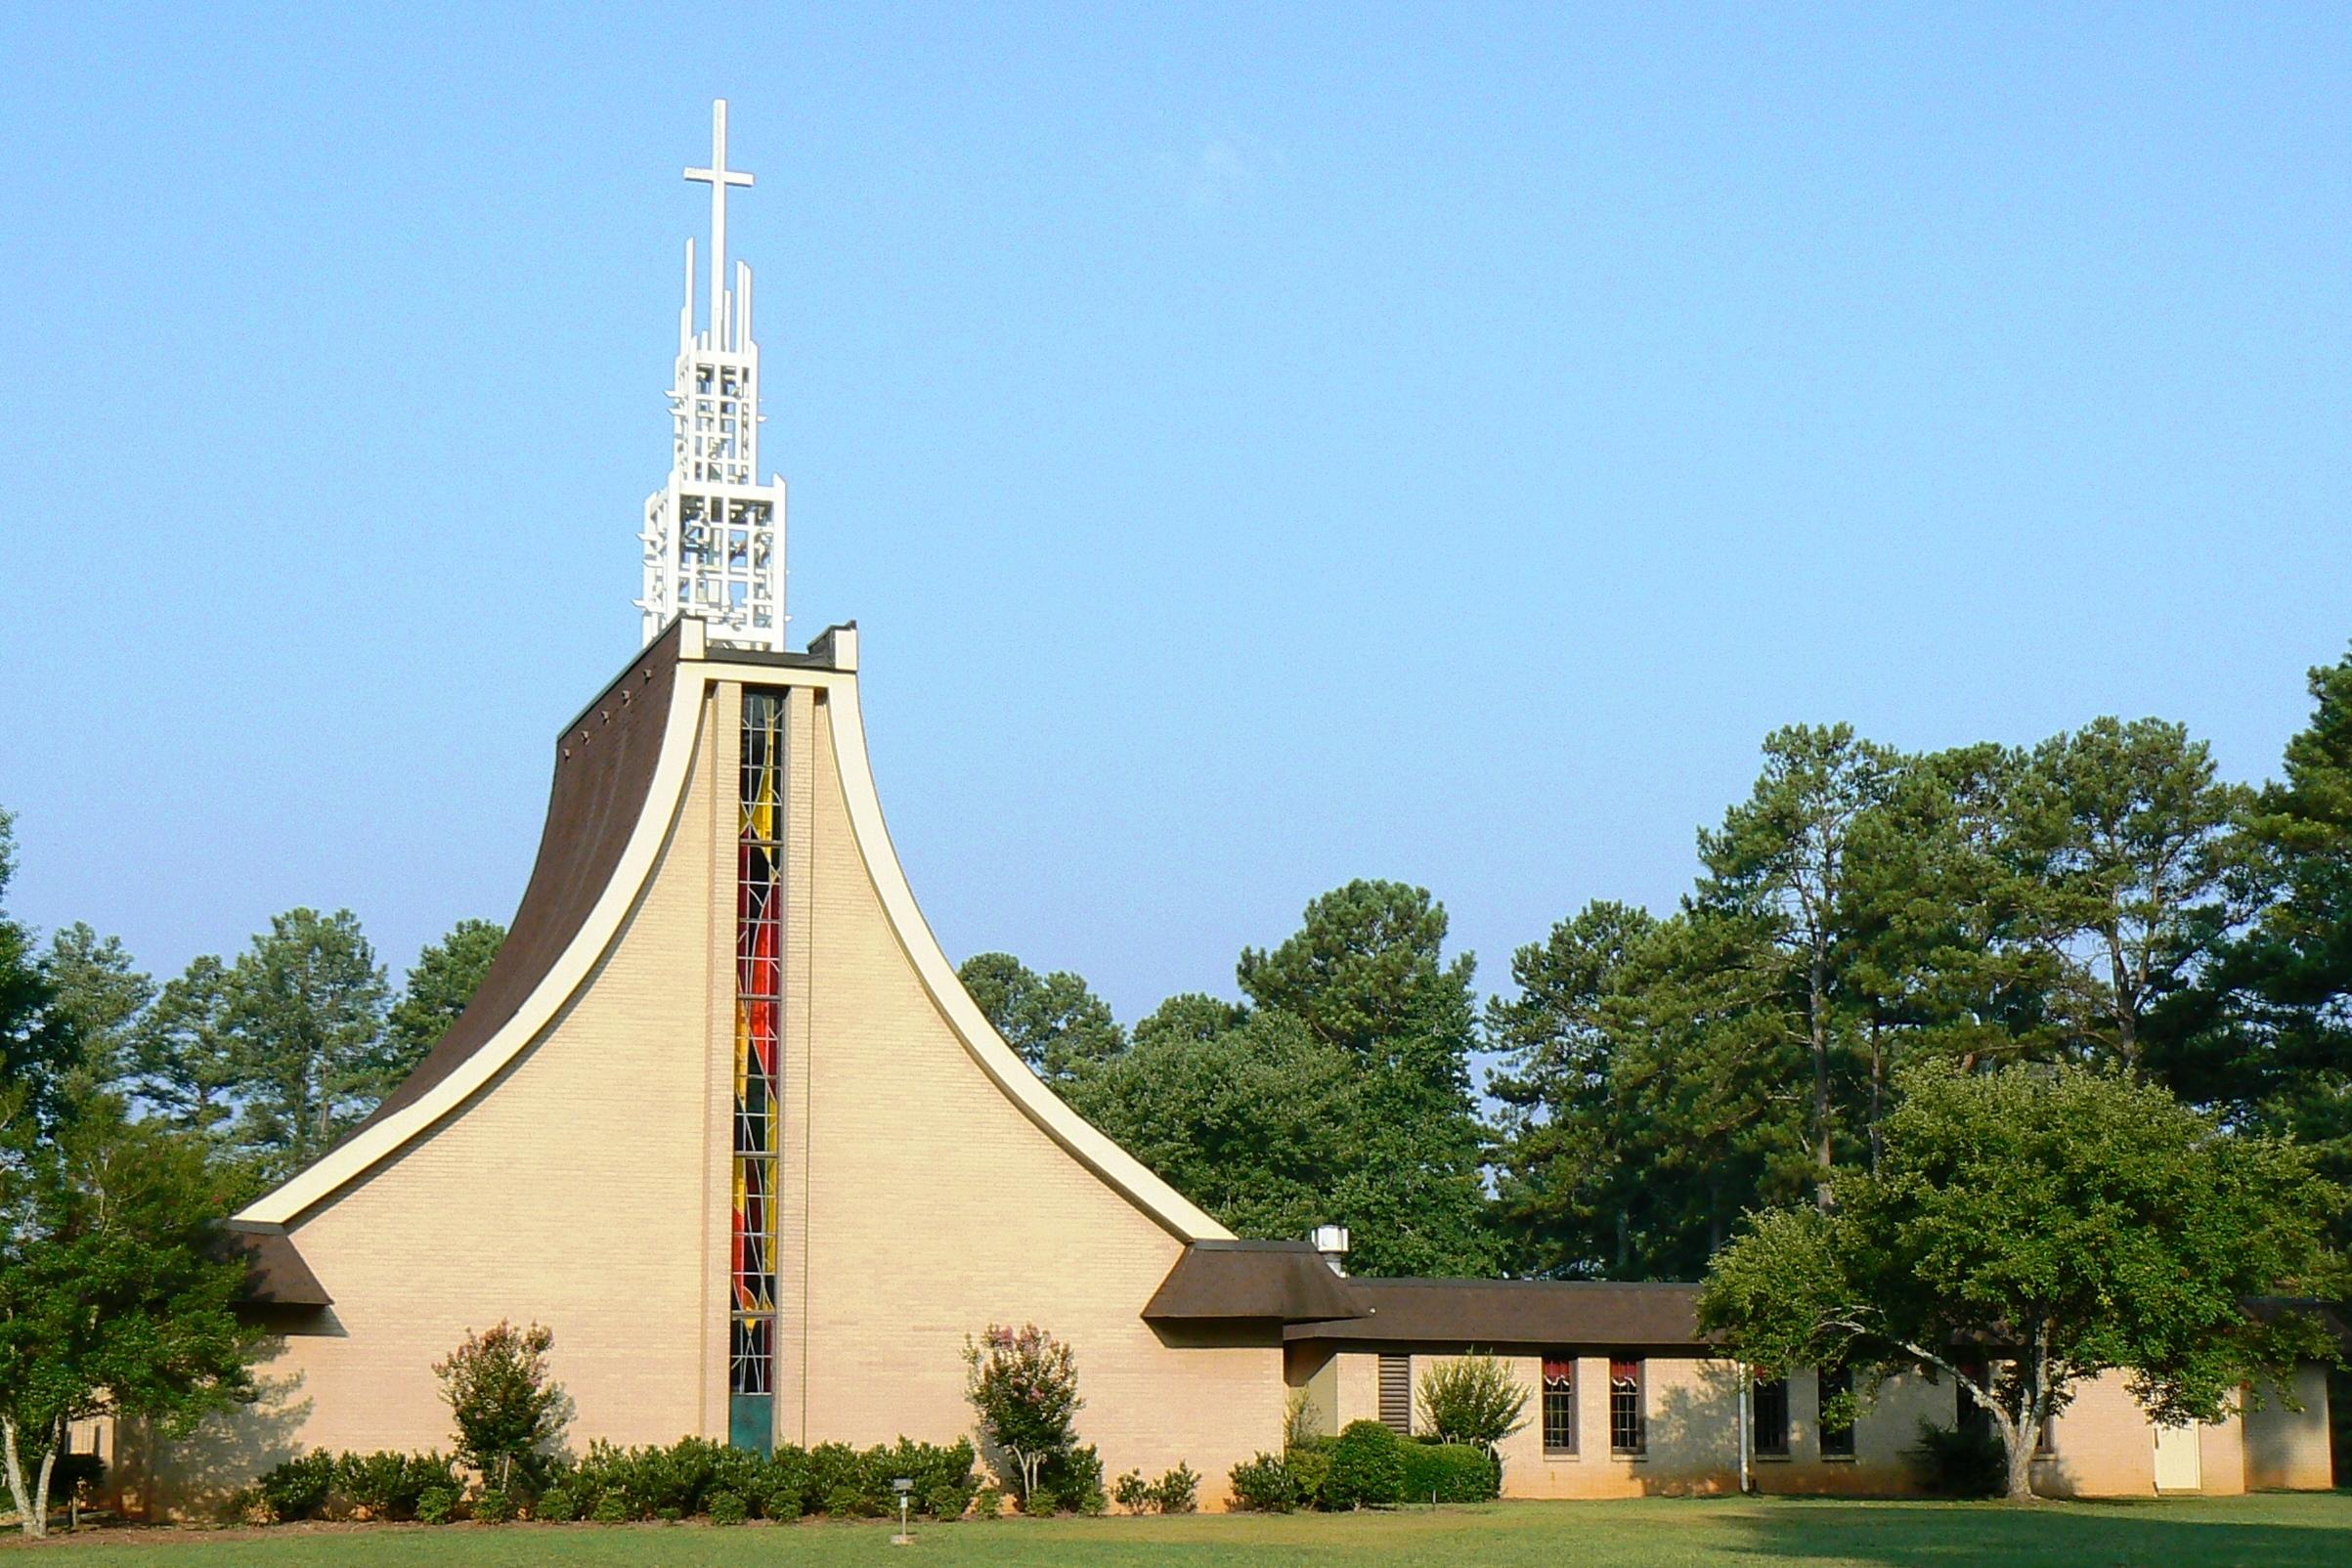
[
  {"x1": 801, "y1": 666, "x2": 1230, "y2": 1242},
  {"x1": 237, "y1": 641, "x2": 711, "y2": 1229},
  {"x1": 240, "y1": 629, "x2": 1229, "y2": 1245}
]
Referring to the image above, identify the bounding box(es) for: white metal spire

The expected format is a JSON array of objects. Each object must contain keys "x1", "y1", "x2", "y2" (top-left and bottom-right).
[{"x1": 639, "y1": 99, "x2": 788, "y2": 651}]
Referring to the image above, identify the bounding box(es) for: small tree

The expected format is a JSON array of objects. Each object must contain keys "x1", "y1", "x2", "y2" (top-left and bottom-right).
[
  {"x1": 0, "y1": 1101, "x2": 261, "y2": 1537},
  {"x1": 1699, "y1": 1062, "x2": 2345, "y2": 1501},
  {"x1": 962, "y1": 1323, "x2": 1081, "y2": 1503},
  {"x1": 1416, "y1": 1351, "x2": 1530, "y2": 1457},
  {"x1": 433, "y1": 1321, "x2": 566, "y2": 1494}
]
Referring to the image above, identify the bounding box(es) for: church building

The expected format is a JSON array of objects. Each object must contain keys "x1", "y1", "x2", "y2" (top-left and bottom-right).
[{"x1": 129, "y1": 105, "x2": 2337, "y2": 1510}]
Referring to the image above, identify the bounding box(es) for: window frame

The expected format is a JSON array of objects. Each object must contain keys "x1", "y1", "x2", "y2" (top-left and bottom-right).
[
  {"x1": 1541, "y1": 1357, "x2": 1578, "y2": 1457},
  {"x1": 1609, "y1": 1358, "x2": 1645, "y2": 1458},
  {"x1": 1752, "y1": 1374, "x2": 1791, "y2": 1459},
  {"x1": 1817, "y1": 1366, "x2": 1856, "y2": 1459}
]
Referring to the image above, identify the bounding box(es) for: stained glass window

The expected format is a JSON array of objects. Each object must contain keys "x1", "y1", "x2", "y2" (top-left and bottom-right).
[{"x1": 730, "y1": 688, "x2": 785, "y2": 1451}]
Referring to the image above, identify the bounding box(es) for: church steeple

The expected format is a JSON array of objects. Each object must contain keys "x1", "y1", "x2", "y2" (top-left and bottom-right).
[{"x1": 638, "y1": 100, "x2": 788, "y2": 650}]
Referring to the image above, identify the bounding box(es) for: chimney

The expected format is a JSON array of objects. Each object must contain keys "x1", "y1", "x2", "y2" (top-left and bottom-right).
[{"x1": 1310, "y1": 1224, "x2": 1351, "y2": 1276}]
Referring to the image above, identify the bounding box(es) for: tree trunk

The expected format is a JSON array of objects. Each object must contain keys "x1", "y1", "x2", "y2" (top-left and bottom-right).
[
  {"x1": 2004, "y1": 1425, "x2": 2039, "y2": 1503},
  {"x1": 1810, "y1": 950, "x2": 1834, "y2": 1209},
  {"x1": 2, "y1": 1416, "x2": 44, "y2": 1540}
]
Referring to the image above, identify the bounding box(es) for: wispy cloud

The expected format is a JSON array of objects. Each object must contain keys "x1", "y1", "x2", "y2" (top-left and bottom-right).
[{"x1": 1168, "y1": 129, "x2": 1285, "y2": 211}]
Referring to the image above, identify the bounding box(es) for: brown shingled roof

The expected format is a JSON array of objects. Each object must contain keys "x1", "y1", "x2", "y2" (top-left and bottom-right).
[
  {"x1": 353, "y1": 623, "x2": 682, "y2": 1136},
  {"x1": 223, "y1": 1229, "x2": 331, "y2": 1308},
  {"x1": 1143, "y1": 1241, "x2": 1368, "y2": 1325},
  {"x1": 1285, "y1": 1276, "x2": 1708, "y2": 1351}
]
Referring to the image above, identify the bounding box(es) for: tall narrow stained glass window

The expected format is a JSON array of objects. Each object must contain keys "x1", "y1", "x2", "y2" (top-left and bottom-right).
[{"x1": 730, "y1": 688, "x2": 785, "y2": 1451}]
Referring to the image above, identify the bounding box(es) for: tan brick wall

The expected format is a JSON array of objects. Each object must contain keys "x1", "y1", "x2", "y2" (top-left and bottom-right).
[
  {"x1": 784, "y1": 684, "x2": 1281, "y2": 1489},
  {"x1": 136, "y1": 668, "x2": 1285, "y2": 1510},
  {"x1": 134, "y1": 692, "x2": 731, "y2": 1509},
  {"x1": 2244, "y1": 1366, "x2": 2334, "y2": 1491},
  {"x1": 2032, "y1": 1370, "x2": 2156, "y2": 1498}
]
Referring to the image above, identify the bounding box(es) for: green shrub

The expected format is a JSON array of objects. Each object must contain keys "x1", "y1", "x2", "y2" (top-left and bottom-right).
[
  {"x1": 536, "y1": 1486, "x2": 580, "y2": 1522},
  {"x1": 924, "y1": 1480, "x2": 969, "y2": 1519},
  {"x1": 1112, "y1": 1468, "x2": 1151, "y2": 1512},
  {"x1": 1398, "y1": 1441, "x2": 1499, "y2": 1503},
  {"x1": 336, "y1": 1450, "x2": 450, "y2": 1521},
  {"x1": 1416, "y1": 1353, "x2": 1530, "y2": 1452},
  {"x1": 1024, "y1": 1485, "x2": 1061, "y2": 1516},
  {"x1": 973, "y1": 1486, "x2": 1004, "y2": 1518},
  {"x1": 1285, "y1": 1441, "x2": 1332, "y2": 1508},
  {"x1": 862, "y1": 1436, "x2": 979, "y2": 1517},
  {"x1": 473, "y1": 1488, "x2": 514, "y2": 1524},
  {"x1": 589, "y1": 1491, "x2": 630, "y2": 1524},
  {"x1": 1149, "y1": 1462, "x2": 1199, "y2": 1514},
  {"x1": 415, "y1": 1486, "x2": 458, "y2": 1525},
  {"x1": 761, "y1": 1445, "x2": 811, "y2": 1518},
  {"x1": 655, "y1": 1504, "x2": 682, "y2": 1522},
  {"x1": 1040, "y1": 1442, "x2": 1104, "y2": 1514},
  {"x1": 823, "y1": 1484, "x2": 875, "y2": 1519},
  {"x1": 1905, "y1": 1420, "x2": 2006, "y2": 1499},
  {"x1": 433, "y1": 1321, "x2": 567, "y2": 1496},
  {"x1": 1227, "y1": 1452, "x2": 1303, "y2": 1512},
  {"x1": 1325, "y1": 1420, "x2": 1406, "y2": 1508},
  {"x1": 256, "y1": 1450, "x2": 336, "y2": 1521},
  {"x1": 708, "y1": 1490, "x2": 748, "y2": 1526},
  {"x1": 807, "y1": 1442, "x2": 865, "y2": 1513}
]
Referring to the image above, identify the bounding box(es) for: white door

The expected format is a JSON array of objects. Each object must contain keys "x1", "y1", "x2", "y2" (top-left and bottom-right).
[{"x1": 2154, "y1": 1421, "x2": 2202, "y2": 1492}]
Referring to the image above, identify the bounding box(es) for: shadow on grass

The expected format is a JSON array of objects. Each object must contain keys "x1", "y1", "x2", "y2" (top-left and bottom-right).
[{"x1": 1730, "y1": 1496, "x2": 2352, "y2": 1568}]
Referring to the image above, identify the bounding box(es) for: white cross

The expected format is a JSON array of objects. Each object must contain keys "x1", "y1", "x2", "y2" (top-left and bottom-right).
[{"x1": 685, "y1": 99, "x2": 755, "y2": 347}]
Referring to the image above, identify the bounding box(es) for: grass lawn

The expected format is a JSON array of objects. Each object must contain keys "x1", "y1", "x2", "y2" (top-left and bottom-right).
[{"x1": 11, "y1": 1494, "x2": 2351, "y2": 1568}]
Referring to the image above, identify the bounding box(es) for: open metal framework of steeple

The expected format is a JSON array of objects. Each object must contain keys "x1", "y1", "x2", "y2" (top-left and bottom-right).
[{"x1": 638, "y1": 100, "x2": 788, "y2": 651}]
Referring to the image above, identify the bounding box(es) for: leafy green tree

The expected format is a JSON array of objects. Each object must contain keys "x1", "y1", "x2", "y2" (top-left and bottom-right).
[
  {"x1": 1237, "y1": 881, "x2": 1498, "y2": 1276},
  {"x1": 1698, "y1": 1062, "x2": 2343, "y2": 1501},
  {"x1": 2007, "y1": 719, "x2": 2247, "y2": 1075},
  {"x1": 0, "y1": 1097, "x2": 261, "y2": 1536},
  {"x1": 40, "y1": 924, "x2": 152, "y2": 1106},
  {"x1": 382, "y1": 917, "x2": 505, "y2": 1078},
  {"x1": 219, "y1": 908, "x2": 392, "y2": 1178},
  {"x1": 1487, "y1": 900, "x2": 1660, "y2": 1276},
  {"x1": 1696, "y1": 724, "x2": 1900, "y2": 1204},
  {"x1": 957, "y1": 952, "x2": 1125, "y2": 1082},
  {"x1": 0, "y1": 812, "x2": 75, "y2": 1131},
  {"x1": 132, "y1": 955, "x2": 244, "y2": 1148},
  {"x1": 1066, "y1": 1011, "x2": 1358, "y2": 1244},
  {"x1": 2186, "y1": 648, "x2": 2352, "y2": 1225}
]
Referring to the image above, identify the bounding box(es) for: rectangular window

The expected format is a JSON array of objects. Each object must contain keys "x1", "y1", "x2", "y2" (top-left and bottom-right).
[
  {"x1": 1752, "y1": 1375, "x2": 1790, "y2": 1457},
  {"x1": 1378, "y1": 1355, "x2": 1413, "y2": 1435},
  {"x1": 1609, "y1": 1359, "x2": 1644, "y2": 1456},
  {"x1": 1818, "y1": 1366, "x2": 1855, "y2": 1459},
  {"x1": 1542, "y1": 1358, "x2": 1578, "y2": 1455}
]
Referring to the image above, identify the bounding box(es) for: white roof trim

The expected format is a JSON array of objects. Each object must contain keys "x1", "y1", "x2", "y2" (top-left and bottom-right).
[
  {"x1": 237, "y1": 650, "x2": 1228, "y2": 1245},
  {"x1": 236, "y1": 674, "x2": 710, "y2": 1227},
  {"x1": 814, "y1": 675, "x2": 1231, "y2": 1242}
]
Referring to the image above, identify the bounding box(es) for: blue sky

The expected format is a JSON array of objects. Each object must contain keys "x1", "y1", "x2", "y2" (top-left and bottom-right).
[{"x1": 2, "y1": 5, "x2": 2346, "y2": 1023}]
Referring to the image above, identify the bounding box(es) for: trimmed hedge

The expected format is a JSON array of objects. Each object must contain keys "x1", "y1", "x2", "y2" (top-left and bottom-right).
[
  {"x1": 1228, "y1": 1452, "x2": 1304, "y2": 1512},
  {"x1": 1399, "y1": 1440, "x2": 1499, "y2": 1503},
  {"x1": 1324, "y1": 1420, "x2": 1407, "y2": 1508},
  {"x1": 554, "y1": 1435, "x2": 976, "y2": 1522}
]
